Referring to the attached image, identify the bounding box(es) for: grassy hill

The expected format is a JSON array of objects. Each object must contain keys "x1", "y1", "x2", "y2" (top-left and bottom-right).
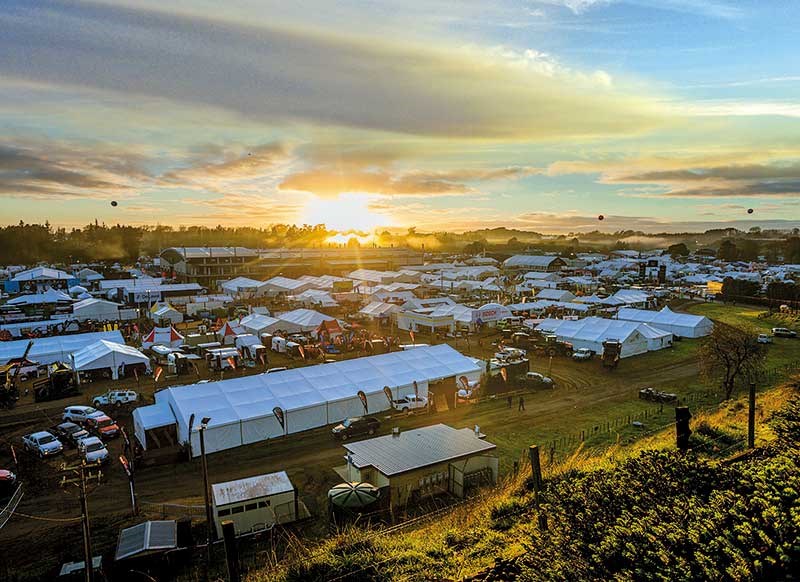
[{"x1": 245, "y1": 376, "x2": 799, "y2": 581}]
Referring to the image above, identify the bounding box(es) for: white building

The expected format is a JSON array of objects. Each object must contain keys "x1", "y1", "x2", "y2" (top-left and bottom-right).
[{"x1": 615, "y1": 306, "x2": 713, "y2": 338}]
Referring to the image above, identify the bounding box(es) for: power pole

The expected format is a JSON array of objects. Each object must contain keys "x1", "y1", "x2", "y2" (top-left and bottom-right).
[
  {"x1": 60, "y1": 460, "x2": 102, "y2": 582},
  {"x1": 748, "y1": 382, "x2": 756, "y2": 448},
  {"x1": 198, "y1": 419, "x2": 214, "y2": 579},
  {"x1": 528, "y1": 445, "x2": 547, "y2": 531}
]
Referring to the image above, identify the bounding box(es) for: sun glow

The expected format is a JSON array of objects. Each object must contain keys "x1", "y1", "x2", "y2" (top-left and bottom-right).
[{"x1": 301, "y1": 193, "x2": 390, "y2": 232}]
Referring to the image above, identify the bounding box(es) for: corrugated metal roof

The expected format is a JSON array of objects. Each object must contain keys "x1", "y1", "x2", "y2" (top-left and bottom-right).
[
  {"x1": 343, "y1": 424, "x2": 496, "y2": 477},
  {"x1": 212, "y1": 471, "x2": 294, "y2": 506},
  {"x1": 115, "y1": 520, "x2": 177, "y2": 561}
]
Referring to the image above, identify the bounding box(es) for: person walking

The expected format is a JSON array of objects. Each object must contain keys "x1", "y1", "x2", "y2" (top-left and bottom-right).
[
  {"x1": 518, "y1": 396, "x2": 525, "y2": 411},
  {"x1": 507, "y1": 395, "x2": 513, "y2": 408}
]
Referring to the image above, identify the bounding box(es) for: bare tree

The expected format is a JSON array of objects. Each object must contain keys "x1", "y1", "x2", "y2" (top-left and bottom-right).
[{"x1": 699, "y1": 323, "x2": 766, "y2": 400}]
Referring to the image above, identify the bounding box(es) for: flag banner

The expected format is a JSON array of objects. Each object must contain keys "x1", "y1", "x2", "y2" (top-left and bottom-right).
[
  {"x1": 383, "y1": 386, "x2": 394, "y2": 406},
  {"x1": 409, "y1": 330, "x2": 415, "y2": 344},
  {"x1": 154, "y1": 366, "x2": 163, "y2": 382},
  {"x1": 459, "y1": 375, "x2": 470, "y2": 391},
  {"x1": 357, "y1": 390, "x2": 369, "y2": 414},
  {"x1": 500, "y1": 367, "x2": 508, "y2": 382},
  {"x1": 413, "y1": 380, "x2": 419, "y2": 399},
  {"x1": 133, "y1": 368, "x2": 139, "y2": 382},
  {"x1": 297, "y1": 344, "x2": 306, "y2": 360},
  {"x1": 273, "y1": 406, "x2": 285, "y2": 430},
  {"x1": 227, "y1": 356, "x2": 236, "y2": 370},
  {"x1": 119, "y1": 455, "x2": 131, "y2": 477}
]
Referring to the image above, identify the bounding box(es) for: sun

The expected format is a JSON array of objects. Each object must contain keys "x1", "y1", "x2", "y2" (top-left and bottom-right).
[{"x1": 302, "y1": 193, "x2": 390, "y2": 232}]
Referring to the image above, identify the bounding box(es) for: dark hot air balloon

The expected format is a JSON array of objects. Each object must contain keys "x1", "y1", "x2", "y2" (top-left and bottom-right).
[
  {"x1": 598, "y1": 214, "x2": 604, "y2": 221},
  {"x1": 110, "y1": 201, "x2": 118, "y2": 207},
  {"x1": 747, "y1": 208, "x2": 754, "y2": 214}
]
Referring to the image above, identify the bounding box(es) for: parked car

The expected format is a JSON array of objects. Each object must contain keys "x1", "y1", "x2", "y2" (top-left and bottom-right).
[
  {"x1": 331, "y1": 416, "x2": 381, "y2": 440},
  {"x1": 520, "y1": 371, "x2": 555, "y2": 389},
  {"x1": 92, "y1": 390, "x2": 138, "y2": 408},
  {"x1": 572, "y1": 348, "x2": 593, "y2": 361},
  {"x1": 52, "y1": 421, "x2": 90, "y2": 448},
  {"x1": 757, "y1": 334, "x2": 773, "y2": 344},
  {"x1": 22, "y1": 431, "x2": 63, "y2": 458},
  {"x1": 85, "y1": 415, "x2": 120, "y2": 440},
  {"x1": 77, "y1": 436, "x2": 109, "y2": 465},
  {"x1": 62, "y1": 405, "x2": 105, "y2": 425},
  {"x1": 392, "y1": 394, "x2": 429, "y2": 412},
  {"x1": 771, "y1": 327, "x2": 797, "y2": 338},
  {"x1": 639, "y1": 387, "x2": 678, "y2": 403},
  {"x1": 0, "y1": 469, "x2": 17, "y2": 501}
]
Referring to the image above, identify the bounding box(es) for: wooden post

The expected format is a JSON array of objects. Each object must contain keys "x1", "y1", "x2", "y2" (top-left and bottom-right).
[
  {"x1": 528, "y1": 445, "x2": 547, "y2": 531},
  {"x1": 748, "y1": 382, "x2": 756, "y2": 448},
  {"x1": 221, "y1": 521, "x2": 241, "y2": 582},
  {"x1": 676, "y1": 406, "x2": 691, "y2": 451}
]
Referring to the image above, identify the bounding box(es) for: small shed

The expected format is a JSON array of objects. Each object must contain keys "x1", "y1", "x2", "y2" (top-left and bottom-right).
[
  {"x1": 115, "y1": 520, "x2": 177, "y2": 561},
  {"x1": 212, "y1": 471, "x2": 299, "y2": 537}
]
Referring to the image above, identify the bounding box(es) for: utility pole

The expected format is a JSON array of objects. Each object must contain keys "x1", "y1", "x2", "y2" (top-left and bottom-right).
[
  {"x1": 748, "y1": 382, "x2": 756, "y2": 448},
  {"x1": 528, "y1": 445, "x2": 547, "y2": 531},
  {"x1": 198, "y1": 417, "x2": 214, "y2": 578},
  {"x1": 60, "y1": 460, "x2": 102, "y2": 582}
]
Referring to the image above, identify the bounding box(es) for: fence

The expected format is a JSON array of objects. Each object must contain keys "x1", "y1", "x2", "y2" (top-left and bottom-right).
[{"x1": 139, "y1": 500, "x2": 206, "y2": 520}]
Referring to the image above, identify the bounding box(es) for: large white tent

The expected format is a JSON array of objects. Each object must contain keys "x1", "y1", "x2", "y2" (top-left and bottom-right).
[
  {"x1": 238, "y1": 313, "x2": 282, "y2": 335},
  {"x1": 536, "y1": 317, "x2": 653, "y2": 358},
  {"x1": 133, "y1": 344, "x2": 482, "y2": 456},
  {"x1": 72, "y1": 340, "x2": 151, "y2": 379},
  {"x1": 0, "y1": 330, "x2": 125, "y2": 365},
  {"x1": 7, "y1": 288, "x2": 73, "y2": 305},
  {"x1": 141, "y1": 326, "x2": 184, "y2": 349},
  {"x1": 615, "y1": 307, "x2": 713, "y2": 338},
  {"x1": 72, "y1": 298, "x2": 122, "y2": 321},
  {"x1": 274, "y1": 309, "x2": 339, "y2": 333}
]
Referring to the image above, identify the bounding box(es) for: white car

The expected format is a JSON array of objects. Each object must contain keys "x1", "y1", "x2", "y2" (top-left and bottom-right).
[
  {"x1": 757, "y1": 334, "x2": 773, "y2": 344},
  {"x1": 78, "y1": 436, "x2": 109, "y2": 465},
  {"x1": 63, "y1": 405, "x2": 105, "y2": 425},
  {"x1": 92, "y1": 390, "x2": 138, "y2": 407},
  {"x1": 22, "y1": 431, "x2": 63, "y2": 458},
  {"x1": 392, "y1": 395, "x2": 429, "y2": 412},
  {"x1": 572, "y1": 348, "x2": 593, "y2": 361}
]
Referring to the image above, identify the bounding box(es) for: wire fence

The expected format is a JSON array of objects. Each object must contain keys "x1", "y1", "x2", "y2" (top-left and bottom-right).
[{"x1": 138, "y1": 500, "x2": 206, "y2": 520}]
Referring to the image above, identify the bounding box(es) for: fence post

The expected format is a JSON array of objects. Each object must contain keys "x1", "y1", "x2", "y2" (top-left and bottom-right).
[
  {"x1": 528, "y1": 445, "x2": 547, "y2": 531},
  {"x1": 222, "y1": 520, "x2": 241, "y2": 582}
]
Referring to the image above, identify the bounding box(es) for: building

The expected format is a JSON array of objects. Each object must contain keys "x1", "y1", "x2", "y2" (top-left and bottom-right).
[
  {"x1": 503, "y1": 255, "x2": 567, "y2": 273},
  {"x1": 4, "y1": 267, "x2": 78, "y2": 294},
  {"x1": 161, "y1": 246, "x2": 424, "y2": 287},
  {"x1": 71, "y1": 298, "x2": 126, "y2": 322},
  {"x1": 212, "y1": 471, "x2": 303, "y2": 537},
  {"x1": 341, "y1": 424, "x2": 498, "y2": 508}
]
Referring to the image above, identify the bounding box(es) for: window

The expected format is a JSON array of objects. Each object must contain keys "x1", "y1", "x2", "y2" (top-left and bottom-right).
[
  {"x1": 257, "y1": 500, "x2": 270, "y2": 508},
  {"x1": 245, "y1": 503, "x2": 257, "y2": 511},
  {"x1": 218, "y1": 508, "x2": 231, "y2": 517},
  {"x1": 231, "y1": 506, "x2": 244, "y2": 514}
]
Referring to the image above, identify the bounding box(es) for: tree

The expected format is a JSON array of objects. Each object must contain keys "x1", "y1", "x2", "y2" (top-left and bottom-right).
[
  {"x1": 721, "y1": 277, "x2": 760, "y2": 300},
  {"x1": 667, "y1": 242, "x2": 689, "y2": 257},
  {"x1": 699, "y1": 323, "x2": 766, "y2": 399},
  {"x1": 463, "y1": 240, "x2": 486, "y2": 255},
  {"x1": 738, "y1": 239, "x2": 760, "y2": 261},
  {"x1": 718, "y1": 239, "x2": 738, "y2": 261}
]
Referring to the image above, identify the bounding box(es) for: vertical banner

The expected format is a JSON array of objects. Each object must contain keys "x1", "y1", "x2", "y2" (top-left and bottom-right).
[
  {"x1": 272, "y1": 407, "x2": 285, "y2": 430},
  {"x1": 383, "y1": 386, "x2": 394, "y2": 406},
  {"x1": 227, "y1": 356, "x2": 237, "y2": 370},
  {"x1": 409, "y1": 330, "x2": 415, "y2": 345},
  {"x1": 357, "y1": 390, "x2": 369, "y2": 414},
  {"x1": 459, "y1": 375, "x2": 470, "y2": 391},
  {"x1": 413, "y1": 380, "x2": 419, "y2": 400},
  {"x1": 154, "y1": 366, "x2": 163, "y2": 382},
  {"x1": 297, "y1": 344, "x2": 306, "y2": 360},
  {"x1": 500, "y1": 367, "x2": 508, "y2": 383}
]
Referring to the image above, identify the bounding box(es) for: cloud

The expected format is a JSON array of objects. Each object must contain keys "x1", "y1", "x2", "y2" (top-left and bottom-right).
[
  {"x1": 0, "y1": 1, "x2": 665, "y2": 140},
  {"x1": 162, "y1": 143, "x2": 289, "y2": 182},
  {"x1": 278, "y1": 166, "x2": 542, "y2": 197},
  {"x1": 0, "y1": 142, "x2": 148, "y2": 199},
  {"x1": 549, "y1": 155, "x2": 800, "y2": 198}
]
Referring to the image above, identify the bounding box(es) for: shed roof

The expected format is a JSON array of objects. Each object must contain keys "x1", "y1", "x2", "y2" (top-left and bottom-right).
[
  {"x1": 212, "y1": 471, "x2": 294, "y2": 506},
  {"x1": 343, "y1": 424, "x2": 495, "y2": 477},
  {"x1": 115, "y1": 521, "x2": 177, "y2": 561}
]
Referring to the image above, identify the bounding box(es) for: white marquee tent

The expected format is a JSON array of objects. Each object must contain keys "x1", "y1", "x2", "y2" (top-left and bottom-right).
[
  {"x1": 133, "y1": 344, "x2": 482, "y2": 456},
  {"x1": 141, "y1": 326, "x2": 184, "y2": 349},
  {"x1": 72, "y1": 340, "x2": 151, "y2": 379},
  {"x1": 274, "y1": 309, "x2": 339, "y2": 333},
  {"x1": 72, "y1": 298, "x2": 122, "y2": 321},
  {"x1": 615, "y1": 307, "x2": 713, "y2": 338},
  {"x1": 0, "y1": 330, "x2": 125, "y2": 365},
  {"x1": 238, "y1": 313, "x2": 282, "y2": 335},
  {"x1": 536, "y1": 317, "x2": 655, "y2": 358}
]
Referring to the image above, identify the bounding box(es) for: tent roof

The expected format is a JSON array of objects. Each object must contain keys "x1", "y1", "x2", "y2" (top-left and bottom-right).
[
  {"x1": 238, "y1": 313, "x2": 280, "y2": 331},
  {"x1": 72, "y1": 340, "x2": 149, "y2": 370},
  {"x1": 0, "y1": 330, "x2": 125, "y2": 365},
  {"x1": 133, "y1": 401, "x2": 175, "y2": 431},
  {"x1": 276, "y1": 308, "x2": 336, "y2": 328},
  {"x1": 142, "y1": 326, "x2": 184, "y2": 343},
  {"x1": 7, "y1": 288, "x2": 73, "y2": 305},
  {"x1": 616, "y1": 306, "x2": 710, "y2": 328},
  {"x1": 536, "y1": 317, "x2": 644, "y2": 343},
  {"x1": 156, "y1": 344, "x2": 481, "y2": 430},
  {"x1": 12, "y1": 267, "x2": 73, "y2": 281}
]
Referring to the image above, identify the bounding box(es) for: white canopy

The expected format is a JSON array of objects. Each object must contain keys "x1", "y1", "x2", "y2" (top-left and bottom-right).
[
  {"x1": 72, "y1": 340, "x2": 151, "y2": 379},
  {"x1": 238, "y1": 313, "x2": 281, "y2": 335},
  {"x1": 7, "y1": 288, "x2": 73, "y2": 305},
  {"x1": 615, "y1": 306, "x2": 712, "y2": 338},
  {"x1": 274, "y1": 308, "x2": 338, "y2": 333},
  {"x1": 141, "y1": 326, "x2": 184, "y2": 349},
  {"x1": 536, "y1": 317, "x2": 652, "y2": 358},
  {"x1": 0, "y1": 330, "x2": 125, "y2": 365},
  {"x1": 135, "y1": 344, "x2": 482, "y2": 456}
]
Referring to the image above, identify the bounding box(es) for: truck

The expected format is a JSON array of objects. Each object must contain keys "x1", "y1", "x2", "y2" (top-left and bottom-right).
[
  {"x1": 638, "y1": 387, "x2": 678, "y2": 403},
  {"x1": 22, "y1": 431, "x2": 64, "y2": 459},
  {"x1": 33, "y1": 363, "x2": 79, "y2": 403},
  {"x1": 572, "y1": 348, "x2": 593, "y2": 361},
  {"x1": 518, "y1": 371, "x2": 555, "y2": 389},
  {"x1": 392, "y1": 394, "x2": 429, "y2": 412},
  {"x1": 601, "y1": 340, "x2": 622, "y2": 369},
  {"x1": 92, "y1": 390, "x2": 138, "y2": 408}
]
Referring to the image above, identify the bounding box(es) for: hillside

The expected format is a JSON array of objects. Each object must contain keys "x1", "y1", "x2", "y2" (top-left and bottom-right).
[{"x1": 250, "y1": 380, "x2": 799, "y2": 582}]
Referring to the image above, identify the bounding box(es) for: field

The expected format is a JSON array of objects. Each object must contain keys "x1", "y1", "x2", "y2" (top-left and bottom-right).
[{"x1": 1, "y1": 300, "x2": 798, "y2": 580}]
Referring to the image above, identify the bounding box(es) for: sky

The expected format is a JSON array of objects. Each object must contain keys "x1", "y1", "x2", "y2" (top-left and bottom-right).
[{"x1": 1, "y1": 0, "x2": 800, "y2": 234}]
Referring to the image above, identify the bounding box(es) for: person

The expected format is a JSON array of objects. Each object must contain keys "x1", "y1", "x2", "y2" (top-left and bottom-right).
[
  {"x1": 518, "y1": 395, "x2": 525, "y2": 411},
  {"x1": 507, "y1": 395, "x2": 513, "y2": 408}
]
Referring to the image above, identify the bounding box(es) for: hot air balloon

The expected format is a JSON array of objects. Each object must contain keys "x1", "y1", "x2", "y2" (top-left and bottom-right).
[
  {"x1": 598, "y1": 214, "x2": 605, "y2": 221},
  {"x1": 110, "y1": 200, "x2": 118, "y2": 207},
  {"x1": 747, "y1": 208, "x2": 754, "y2": 214}
]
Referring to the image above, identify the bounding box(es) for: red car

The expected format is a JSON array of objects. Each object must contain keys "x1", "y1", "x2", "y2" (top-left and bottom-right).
[
  {"x1": 0, "y1": 469, "x2": 17, "y2": 501},
  {"x1": 85, "y1": 415, "x2": 120, "y2": 440}
]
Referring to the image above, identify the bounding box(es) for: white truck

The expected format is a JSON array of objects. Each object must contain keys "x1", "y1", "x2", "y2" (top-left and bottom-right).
[
  {"x1": 392, "y1": 394, "x2": 429, "y2": 412},
  {"x1": 92, "y1": 390, "x2": 138, "y2": 407},
  {"x1": 22, "y1": 431, "x2": 63, "y2": 458}
]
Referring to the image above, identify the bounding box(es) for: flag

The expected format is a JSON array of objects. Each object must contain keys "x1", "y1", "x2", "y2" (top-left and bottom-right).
[
  {"x1": 154, "y1": 366, "x2": 163, "y2": 382},
  {"x1": 413, "y1": 380, "x2": 419, "y2": 399},
  {"x1": 409, "y1": 330, "x2": 415, "y2": 344},
  {"x1": 357, "y1": 390, "x2": 369, "y2": 414},
  {"x1": 500, "y1": 367, "x2": 508, "y2": 382},
  {"x1": 273, "y1": 406, "x2": 285, "y2": 430},
  {"x1": 133, "y1": 368, "x2": 139, "y2": 382},
  {"x1": 259, "y1": 353, "x2": 266, "y2": 367},
  {"x1": 11, "y1": 445, "x2": 17, "y2": 466},
  {"x1": 459, "y1": 376, "x2": 470, "y2": 391},
  {"x1": 227, "y1": 356, "x2": 237, "y2": 370},
  {"x1": 119, "y1": 455, "x2": 131, "y2": 477},
  {"x1": 297, "y1": 344, "x2": 306, "y2": 360},
  {"x1": 383, "y1": 386, "x2": 394, "y2": 406}
]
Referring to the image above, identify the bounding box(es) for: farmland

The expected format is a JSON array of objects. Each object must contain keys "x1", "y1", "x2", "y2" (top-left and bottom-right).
[{"x1": 0, "y1": 301, "x2": 798, "y2": 580}]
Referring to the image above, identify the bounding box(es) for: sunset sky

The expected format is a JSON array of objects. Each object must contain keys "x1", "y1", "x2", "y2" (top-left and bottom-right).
[{"x1": 1, "y1": 0, "x2": 799, "y2": 233}]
